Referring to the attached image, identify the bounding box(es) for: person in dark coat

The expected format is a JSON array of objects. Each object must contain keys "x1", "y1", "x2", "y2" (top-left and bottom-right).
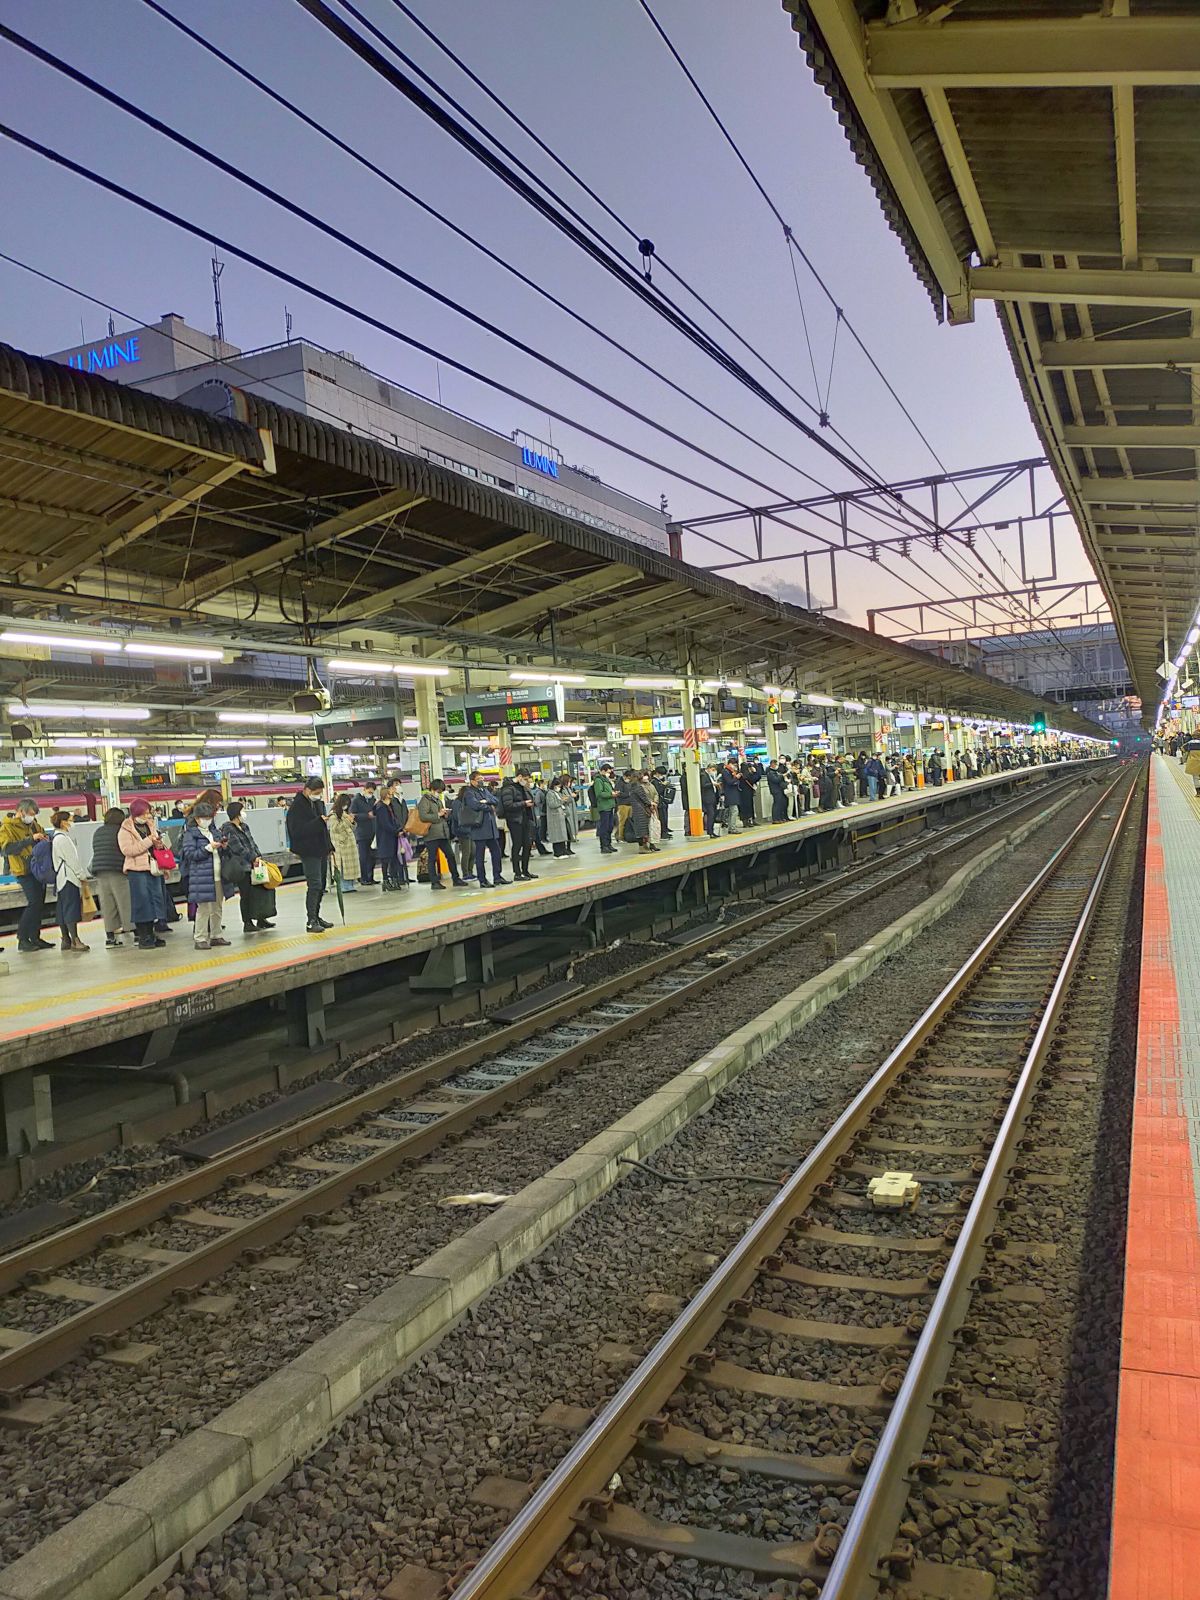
[
  {"x1": 530, "y1": 778, "x2": 551, "y2": 855},
  {"x1": 817, "y1": 760, "x2": 837, "y2": 812},
  {"x1": 349, "y1": 780, "x2": 378, "y2": 885},
  {"x1": 459, "y1": 771, "x2": 507, "y2": 888},
  {"x1": 373, "y1": 781, "x2": 410, "y2": 891},
  {"x1": 765, "y1": 760, "x2": 788, "y2": 823},
  {"x1": 219, "y1": 800, "x2": 276, "y2": 933},
  {"x1": 863, "y1": 753, "x2": 888, "y2": 801},
  {"x1": 629, "y1": 772, "x2": 657, "y2": 853},
  {"x1": 286, "y1": 778, "x2": 334, "y2": 932},
  {"x1": 651, "y1": 767, "x2": 674, "y2": 839},
  {"x1": 499, "y1": 771, "x2": 538, "y2": 881},
  {"x1": 699, "y1": 764, "x2": 717, "y2": 836},
  {"x1": 180, "y1": 802, "x2": 229, "y2": 950},
  {"x1": 737, "y1": 760, "x2": 757, "y2": 828},
  {"x1": 417, "y1": 779, "x2": 466, "y2": 889},
  {"x1": 719, "y1": 761, "x2": 743, "y2": 831}
]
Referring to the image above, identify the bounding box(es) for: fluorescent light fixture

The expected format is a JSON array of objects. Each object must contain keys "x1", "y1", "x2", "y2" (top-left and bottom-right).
[
  {"x1": 23, "y1": 755, "x2": 98, "y2": 766},
  {"x1": 509, "y1": 671, "x2": 586, "y2": 685},
  {"x1": 402, "y1": 717, "x2": 420, "y2": 730},
  {"x1": 872, "y1": 706, "x2": 891, "y2": 717},
  {"x1": 745, "y1": 726, "x2": 763, "y2": 735},
  {"x1": 701, "y1": 679, "x2": 744, "y2": 691},
  {"x1": 1189, "y1": 626, "x2": 1200, "y2": 646},
  {"x1": 623, "y1": 676, "x2": 681, "y2": 689},
  {"x1": 842, "y1": 699, "x2": 866, "y2": 712},
  {"x1": 760, "y1": 685, "x2": 782, "y2": 696},
  {"x1": 806, "y1": 693, "x2": 837, "y2": 706},
  {"x1": 49, "y1": 738, "x2": 138, "y2": 749},
  {"x1": 153, "y1": 753, "x2": 198, "y2": 763},
  {"x1": 216, "y1": 711, "x2": 311, "y2": 726},
  {"x1": 8, "y1": 702, "x2": 150, "y2": 720},
  {"x1": 326, "y1": 657, "x2": 450, "y2": 677},
  {"x1": 205, "y1": 738, "x2": 267, "y2": 748},
  {"x1": 125, "y1": 641, "x2": 224, "y2": 662},
  {"x1": 0, "y1": 629, "x2": 112, "y2": 652},
  {"x1": 553, "y1": 723, "x2": 586, "y2": 733}
]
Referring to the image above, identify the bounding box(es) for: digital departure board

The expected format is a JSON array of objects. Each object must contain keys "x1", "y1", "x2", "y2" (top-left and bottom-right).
[{"x1": 445, "y1": 685, "x2": 563, "y2": 731}]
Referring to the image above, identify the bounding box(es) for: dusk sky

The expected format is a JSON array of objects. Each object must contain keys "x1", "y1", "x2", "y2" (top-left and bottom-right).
[{"x1": 0, "y1": 0, "x2": 1096, "y2": 629}]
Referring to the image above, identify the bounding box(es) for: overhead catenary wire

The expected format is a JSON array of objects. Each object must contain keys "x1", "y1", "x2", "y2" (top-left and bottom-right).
[
  {"x1": 126, "y1": 3, "x2": 989, "y2": 608},
  {"x1": 0, "y1": 125, "x2": 979, "y2": 627},
  {"x1": 285, "y1": 0, "x2": 1039, "y2": 622},
  {"x1": 630, "y1": 0, "x2": 1086, "y2": 643}
]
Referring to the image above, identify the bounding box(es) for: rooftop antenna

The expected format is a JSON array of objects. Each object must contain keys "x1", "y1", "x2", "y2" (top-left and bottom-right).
[
  {"x1": 284, "y1": 305, "x2": 293, "y2": 343},
  {"x1": 107, "y1": 314, "x2": 116, "y2": 338},
  {"x1": 211, "y1": 250, "x2": 225, "y2": 348}
]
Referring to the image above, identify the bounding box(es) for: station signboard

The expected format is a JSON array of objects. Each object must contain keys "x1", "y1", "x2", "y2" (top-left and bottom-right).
[
  {"x1": 314, "y1": 703, "x2": 400, "y2": 746},
  {"x1": 445, "y1": 684, "x2": 564, "y2": 731}
]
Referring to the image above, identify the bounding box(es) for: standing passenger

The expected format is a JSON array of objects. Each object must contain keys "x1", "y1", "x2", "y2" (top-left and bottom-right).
[
  {"x1": 327, "y1": 794, "x2": 359, "y2": 894},
  {"x1": 350, "y1": 779, "x2": 378, "y2": 886},
  {"x1": 119, "y1": 798, "x2": 167, "y2": 949},
  {"x1": 287, "y1": 777, "x2": 334, "y2": 932},
  {"x1": 0, "y1": 800, "x2": 53, "y2": 953},
  {"x1": 593, "y1": 764, "x2": 617, "y2": 853},
  {"x1": 181, "y1": 802, "x2": 229, "y2": 950},
  {"x1": 460, "y1": 770, "x2": 506, "y2": 888},
  {"x1": 89, "y1": 806, "x2": 132, "y2": 946},
  {"x1": 49, "y1": 810, "x2": 88, "y2": 953},
  {"x1": 419, "y1": 778, "x2": 466, "y2": 889}
]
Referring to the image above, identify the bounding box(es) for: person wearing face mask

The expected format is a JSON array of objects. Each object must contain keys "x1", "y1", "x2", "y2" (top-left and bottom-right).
[{"x1": 0, "y1": 799, "x2": 54, "y2": 953}]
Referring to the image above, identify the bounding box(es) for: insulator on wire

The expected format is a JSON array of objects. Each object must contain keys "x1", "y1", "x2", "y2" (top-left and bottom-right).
[{"x1": 638, "y1": 238, "x2": 656, "y2": 281}]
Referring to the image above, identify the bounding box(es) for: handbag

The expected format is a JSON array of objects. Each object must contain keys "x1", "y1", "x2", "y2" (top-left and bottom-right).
[
  {"x1": 80, "y1": 881, "x2": 97, "y2": 919},
  {"x1": 263, "y1": 861, "x2": 283, "y2": 888},
  {"x1": 403, "y1": 813, "x2": 431, "y2": 838},
  {"x1": 250, "y1": 861, "x2": 271, "y2": 885},
  {"x1": 151, "y1": 845, "x2": 176, "y2": 872}
]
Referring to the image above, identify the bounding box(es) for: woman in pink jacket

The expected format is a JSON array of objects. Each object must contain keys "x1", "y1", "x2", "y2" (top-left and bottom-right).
[{"x1": 118, "y1": 797, "x2": 168, "y2": 950}]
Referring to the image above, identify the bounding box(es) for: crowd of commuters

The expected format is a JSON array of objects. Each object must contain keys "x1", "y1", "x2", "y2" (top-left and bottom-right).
[{"x1": 0, "y1": 742, "x2": 1077, "y2": 951}]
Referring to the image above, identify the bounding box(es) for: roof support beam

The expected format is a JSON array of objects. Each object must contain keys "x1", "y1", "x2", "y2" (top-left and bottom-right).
[
  {"x1": 470, "y1": 568, "x2": 639, "y2": 635},
  {"x1": 332, "y1": 533, "x2": 549, "y2": 623},
  {"x1": 802, "y1": 0, "x2": 973, "y2": 321},
  {"x1": 34, "y1": 459, "x2": 249, "y2": 589},
  {"x1": 867, "y1": 17, "x2": 1200, "y2": 89},
  {"x1": 1113, "y1": 83, "x2": 1138, "y2": 267},
  {"x1": 1089, "y1": 506, "x2": 1199, "y2": 527},
  {"x1": 1078, "y1": 478, "x2": 1200, "y2": 507},
  {"x1": 1065, "y1": 424, "x2": 1200, "y2": 448},
  {"x1": 1040, "y1": 337, "x2": 1200, "y2": 369},
  {"x1": 167, "y1": 488, "x2": 426, "y2": 606},
  {"x1": 973, "y1": 265, "x2": 1200, "y2": 309}
]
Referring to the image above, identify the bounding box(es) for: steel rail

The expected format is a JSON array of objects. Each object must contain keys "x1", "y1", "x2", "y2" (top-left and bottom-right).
[
  {"x1": 819, "y1": 771, "x2": 1140, "y2": 1597},
  {"x1": 0, "y1": 780, "x2": 1070, "y2": 1390},
  {"x1": 0, "y1": 769, "x2": 1071, "y2": 1293},
  {"x1": 441, "y1": 770, "x2": 1132, "y2": 1600}
]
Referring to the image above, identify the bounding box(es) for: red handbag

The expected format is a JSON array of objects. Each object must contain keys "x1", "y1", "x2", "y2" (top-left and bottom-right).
[{"x1": 151, "y1": 845, "x2": 176, "y2": 872}]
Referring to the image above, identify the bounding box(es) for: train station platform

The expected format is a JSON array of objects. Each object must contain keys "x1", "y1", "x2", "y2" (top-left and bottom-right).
[
  {"x1": 1110, "y1": 754, "x2": 1200, "y2": 1599},
  {"x1": 0, "y1": 761, "x2": 1108, "y2": 1156}
]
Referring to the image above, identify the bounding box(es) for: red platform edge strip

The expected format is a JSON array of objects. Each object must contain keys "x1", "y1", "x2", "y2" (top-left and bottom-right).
[{"x1": 1109, "y1": 763, "x2": 1200, "y2": 1597}]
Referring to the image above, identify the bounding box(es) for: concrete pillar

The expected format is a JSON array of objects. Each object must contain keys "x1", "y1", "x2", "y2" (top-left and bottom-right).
[
  {"x1": 1, "y1": 1070, "x2": 53, "y2": 1155},
  {"x1": 911, "y1": 710, "x2": 925, "y2": 787},
  {"x1": 413, "y1": 674, "x2": 443, "y2": 779},
  {"x1": 681, "y1": 677, "x2": 705, "y2": 837},
  {"x1": 630, "y1": 737, "x2": 644, "y2": 772},
  {"x1": 764, "y1": 706, "x2": 782, "y2": 763},
  {"x1": 98, "y1": 745, "x2": 122, "y2": 810},
  {"x1": 943, "y1": 716, "x2": 955, "y2": 782}
]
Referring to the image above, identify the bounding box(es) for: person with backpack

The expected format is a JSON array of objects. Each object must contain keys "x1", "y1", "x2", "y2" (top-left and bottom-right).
[
  {"x1": 48, "y1": 810, "x2": 88, "y2": 953},
  {"x1": 0, "y1": 799, "x2": 54, "y2": 953},
  {"x1": 592, "y1": 765, "x2": 617, "y2": 853}
]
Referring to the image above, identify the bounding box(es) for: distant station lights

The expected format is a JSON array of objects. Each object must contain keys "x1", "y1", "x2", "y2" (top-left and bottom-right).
[{"x1": 0, "y1": 628, "x2": 224, "y2": 662}]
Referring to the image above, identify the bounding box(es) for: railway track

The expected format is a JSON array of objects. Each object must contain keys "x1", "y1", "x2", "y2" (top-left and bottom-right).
[
  {"x1": 0, "y1": 768, "x2": 1097, "y2": 1397},
  {"x1": 441, "y1": 768, "x2": 1138, "y2": 1600}
]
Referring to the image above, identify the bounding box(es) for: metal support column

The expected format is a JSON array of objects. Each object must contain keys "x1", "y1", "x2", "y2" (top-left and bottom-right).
[
  {"x1": 413, "y1": 673, "x2": 443, "y2": 781},
  {"x1": 681, "y1": 675, "x2": 705, "y2": 838},
  {"x1": 98, "y1": 745, "x2": 122, "y2": 811},
  {"x1": 285, "y1": 979, "x2": 335, "y2": 1048},
  {"x1": 1, "y1": 1070, "x2": 53, "y2": 1155}
]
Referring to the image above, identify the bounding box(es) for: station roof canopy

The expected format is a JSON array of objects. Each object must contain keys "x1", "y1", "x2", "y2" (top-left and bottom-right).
[
  {"x1": 784, "y1": 0, "x2": 1200, "y2": 710},
  {"x1": 0, "y1": 340, "x2": 1104, "y2": 734}
]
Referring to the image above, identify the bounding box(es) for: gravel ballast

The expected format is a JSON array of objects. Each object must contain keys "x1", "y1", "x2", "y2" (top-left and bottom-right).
[{"x1": 96, "y1": 789, "x2": 1120, "y2": 1600}]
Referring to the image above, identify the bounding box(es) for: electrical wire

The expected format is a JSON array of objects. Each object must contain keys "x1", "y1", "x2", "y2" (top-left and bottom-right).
[
  {"x1": 630, "y1": 0, "x2": 1082, "y2": 638},
  {"x1": 0, "y1": 125, "x2": 974, "y2": 621}
]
